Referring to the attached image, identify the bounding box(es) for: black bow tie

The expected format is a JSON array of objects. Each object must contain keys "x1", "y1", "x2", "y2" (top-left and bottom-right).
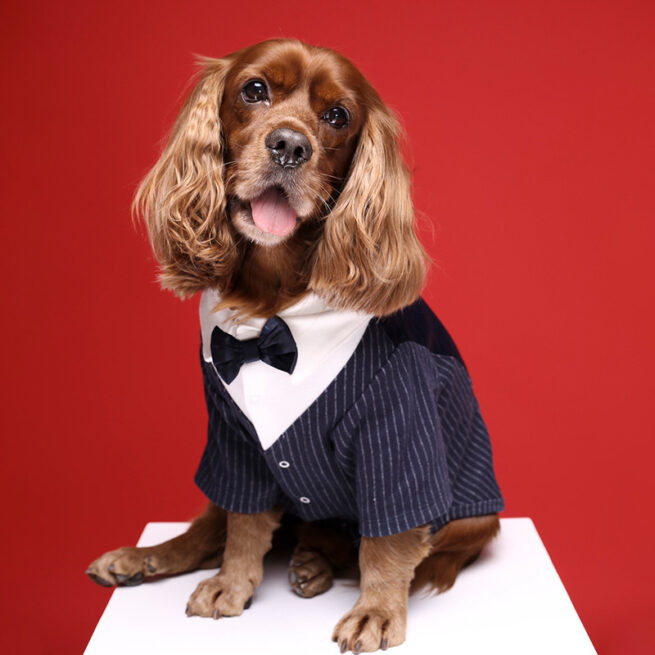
[{"x1": 210, "y1": 316, "x2": 298, "y2": 384}]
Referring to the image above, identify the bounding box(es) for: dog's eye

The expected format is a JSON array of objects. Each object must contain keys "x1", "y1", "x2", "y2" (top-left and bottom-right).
[
  {"x1": 322, "y1": 106, "x2": 349, "y2": 129},
  {"x1": 242, "y1": 79, "x2": 269, "y2": 103}
]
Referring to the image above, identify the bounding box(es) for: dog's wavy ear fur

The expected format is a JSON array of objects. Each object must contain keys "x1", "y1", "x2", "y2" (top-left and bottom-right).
[
  {"x1": 309, "y1": 99, "x2": 427, "y2": 316},
  {"x1": 133, "y1": 57, "x2": 237, "y2": 297}
]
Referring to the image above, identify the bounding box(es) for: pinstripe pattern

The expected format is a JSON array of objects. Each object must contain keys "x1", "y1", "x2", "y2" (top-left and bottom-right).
[{"x1": 195, "y1": 298, "x2": 504, "y2": 538}]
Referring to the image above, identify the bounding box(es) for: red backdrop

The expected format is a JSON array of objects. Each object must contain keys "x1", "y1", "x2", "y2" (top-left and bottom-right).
[{"x1": 2, "y1": 1, "x2": 653, "y2": 653}]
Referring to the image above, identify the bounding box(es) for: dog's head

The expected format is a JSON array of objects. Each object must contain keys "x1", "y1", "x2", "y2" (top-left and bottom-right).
[{"x1": 135, "y1": 39, "x2": 426, "y2": 316}]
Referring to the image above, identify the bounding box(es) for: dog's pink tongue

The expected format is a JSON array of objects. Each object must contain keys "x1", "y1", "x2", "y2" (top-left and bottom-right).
[{"x1": 251, "y1": 188, "x2": 297, "y2": 236}]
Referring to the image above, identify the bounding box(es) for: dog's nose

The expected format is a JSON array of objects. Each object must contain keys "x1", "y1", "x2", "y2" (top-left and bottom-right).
[{"x1": 265, "y1": 128, "x2": 313, "y2": 168}]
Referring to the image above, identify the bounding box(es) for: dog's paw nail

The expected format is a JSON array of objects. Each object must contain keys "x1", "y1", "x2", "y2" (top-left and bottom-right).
[
  {"x1": 124, "y1": 572, "x2": 144, "y2": 586},
  {"x1": 145, "y1": 557, "x2": 157, "y2": 573},
  {"x1": 340, "y1": 639, "x2": 348, "y2": 653},
  {"x1": 108, "y1": 564, "x2": 115, "y2": 573},
  {"x1": 244, "y1": 596, "x2": 253, "y2": 610},
  {"x1": 213, "y1": 609, "x2": 220, "y2": 620},
  {"x1": 381, "y1": 638, "x2": 388, "y2": 650},
  {"x1": 185, "y1": 604, "x2": 193, "y2": 617},
  {"x1": 288, "y1": 569, "x2": 298, "y2": 584},
  {"x1": 353, "y1": 640, "x2": 362, "y2": 654},
  {"x1": 114, "y1": 573, "x2": 128, "y2": 583}
]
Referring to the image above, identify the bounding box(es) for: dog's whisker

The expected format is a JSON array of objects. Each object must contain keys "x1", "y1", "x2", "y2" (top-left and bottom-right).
[{"x1": 319, "y1": 172, "x2": 344, "y2": 182}]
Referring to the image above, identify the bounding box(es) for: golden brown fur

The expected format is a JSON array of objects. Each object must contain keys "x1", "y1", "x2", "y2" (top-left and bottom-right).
[
  {"x1": 88, "y1": 39, "x2": 499, "y2": 653},
  {"x1": 133, "y1": 39, "x2": 426, "y2": 317}
]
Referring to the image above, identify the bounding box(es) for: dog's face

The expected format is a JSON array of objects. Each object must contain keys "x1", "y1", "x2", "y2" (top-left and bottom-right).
[
  {"x1": 135, "y1": 39, "x2": 426, "y2": 316},
  {"x1": 220, "y1": 41, "x2": 364, "y2": 246}
]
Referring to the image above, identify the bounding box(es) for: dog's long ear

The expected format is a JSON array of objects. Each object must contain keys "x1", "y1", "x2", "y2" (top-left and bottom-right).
[
  {"x1": 133, "y1": 57, "x2": 237, "y2": 297},
  {"x1": 309, "y1": 100, "x2": 427, "y2": 316}
]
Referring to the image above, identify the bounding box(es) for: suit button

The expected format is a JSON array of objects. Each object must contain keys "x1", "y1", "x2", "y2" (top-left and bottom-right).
[
  {"x1": 279, "y1": 460, "x2": 290, "y2": 468},
  {"x1": 299, "y1": 496, "x2": 311, "y2": 504}
]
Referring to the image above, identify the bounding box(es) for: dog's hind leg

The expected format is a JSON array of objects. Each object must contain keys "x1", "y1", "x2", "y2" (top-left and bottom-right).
[
  {"x1": 410, "y1": 514, "x2": 500, "y2": 595},
  {"x1": 288, "y1": 521, "x2": 357, "y2": 598},
  {"x1": 86, "y1": 502, "x2": 227, "y2": 587}
]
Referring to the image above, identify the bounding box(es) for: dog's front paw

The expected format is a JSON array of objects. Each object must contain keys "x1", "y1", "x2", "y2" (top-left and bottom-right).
[
  {"x1": 186, "y1": 572, "x2": 254, "y2": 618},
  {"x1": 332, "y1": 605, "x2": 406, "y2": 653},
  {"x1": 86, "y1": 547, "x2": 158, "y2": 587}
]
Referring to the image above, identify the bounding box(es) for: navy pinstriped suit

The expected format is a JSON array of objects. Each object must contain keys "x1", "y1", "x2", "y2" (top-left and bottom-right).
[{"x1": 195, "y1": 298, "x2": 504, "y2": 538}]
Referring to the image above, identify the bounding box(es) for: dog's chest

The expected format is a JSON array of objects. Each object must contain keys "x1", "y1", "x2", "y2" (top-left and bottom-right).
[{"x1": 199, "y1": 289, "x2": 372, "y2": 449}]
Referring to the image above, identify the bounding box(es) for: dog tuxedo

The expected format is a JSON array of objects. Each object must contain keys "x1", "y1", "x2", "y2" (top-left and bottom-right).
[{"x1": 196, "y1": 290, "x2": 504, "y2": 538}]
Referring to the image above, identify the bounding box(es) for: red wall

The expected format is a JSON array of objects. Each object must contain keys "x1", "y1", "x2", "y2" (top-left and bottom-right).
[{"x1": 2, "y1": 1, "x2": 653, "y2": 653}]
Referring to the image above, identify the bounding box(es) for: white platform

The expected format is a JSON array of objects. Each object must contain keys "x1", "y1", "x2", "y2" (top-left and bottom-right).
[{"x1": 84, "y1": 518, "x2": 596, "y2": 654}]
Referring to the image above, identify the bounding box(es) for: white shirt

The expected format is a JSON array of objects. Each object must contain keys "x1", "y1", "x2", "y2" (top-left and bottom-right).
[{"x1": 200, "y1": 289, "x2": 373, "y2": 450}]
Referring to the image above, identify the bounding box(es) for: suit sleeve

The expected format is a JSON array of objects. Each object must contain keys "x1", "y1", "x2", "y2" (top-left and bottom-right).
[{"x1": 335, "y1": 344, "x2": 454, "y2": 538}]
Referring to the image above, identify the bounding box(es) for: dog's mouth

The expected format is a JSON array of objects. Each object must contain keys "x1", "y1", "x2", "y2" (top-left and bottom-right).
[
  {"x1": 246, "y1": 186, "x2": 299, "y2": 237},
  {"x1": 229, "y1": 179, "x2": 318, "y2": 245}
]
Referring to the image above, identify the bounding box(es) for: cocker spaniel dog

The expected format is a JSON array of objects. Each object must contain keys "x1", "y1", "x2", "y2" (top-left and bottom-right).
[{"x1": 87, "y1": 39, "x2": 504, "y2": 653}]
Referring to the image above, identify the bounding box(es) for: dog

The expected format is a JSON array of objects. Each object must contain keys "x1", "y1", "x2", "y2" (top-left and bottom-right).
[{"x1": 86, "y1": 38, "x2": 504, "y2": 653}]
